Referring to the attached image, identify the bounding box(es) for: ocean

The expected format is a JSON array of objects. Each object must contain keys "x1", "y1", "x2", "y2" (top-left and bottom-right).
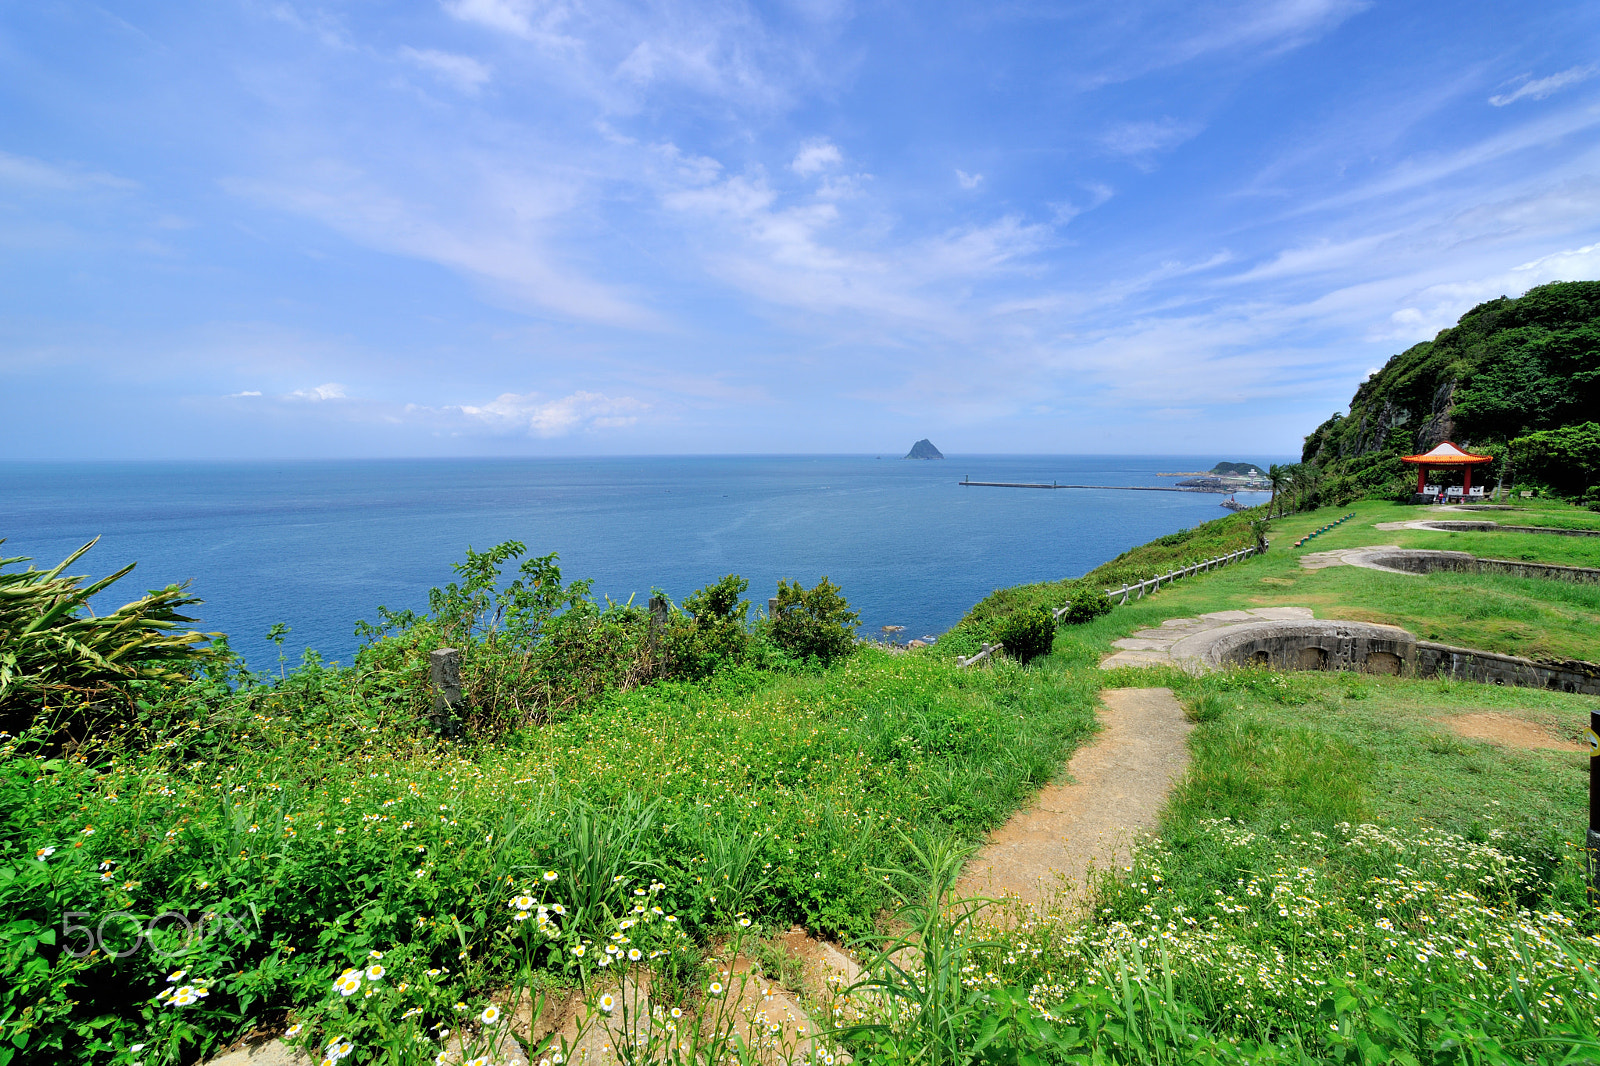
[{"x1": 1, "y1": 456, "x2": 1278, "y2": 672}]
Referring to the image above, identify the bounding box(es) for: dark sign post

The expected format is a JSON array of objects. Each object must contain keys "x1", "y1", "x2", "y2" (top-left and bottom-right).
[{"x1": 430, "y1": 647, "x2": 464, "y2": 738}]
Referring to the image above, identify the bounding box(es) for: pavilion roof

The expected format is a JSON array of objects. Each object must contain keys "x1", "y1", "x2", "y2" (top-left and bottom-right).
[{"x1": 1400, "y1": 441, "x2": 1494, "y2": 465}]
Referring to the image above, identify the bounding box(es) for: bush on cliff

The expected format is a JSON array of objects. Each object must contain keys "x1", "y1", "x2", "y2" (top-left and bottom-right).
[
  {"x1": 1510, "y1": 421, "x2": 1600, "y2": 499},
  {"x1": 767, "y1": 576, "x2": 860, "y2": 666},
  {"x1": 994, "y1": 606, "x2": 1055, "y2": 664},
  {"x1": 1060, "y1": 586, "x2": 1112, "y2": 625}
]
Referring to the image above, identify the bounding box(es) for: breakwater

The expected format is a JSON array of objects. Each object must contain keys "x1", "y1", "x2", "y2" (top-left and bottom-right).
[{"x1": 960, "y1": 478, "x2": 1206, "y2": 493}]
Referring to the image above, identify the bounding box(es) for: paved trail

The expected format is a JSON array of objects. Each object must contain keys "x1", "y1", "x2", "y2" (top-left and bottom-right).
[{"x1": 956, "y1": 688, "x2": 1192, "y2": 908}]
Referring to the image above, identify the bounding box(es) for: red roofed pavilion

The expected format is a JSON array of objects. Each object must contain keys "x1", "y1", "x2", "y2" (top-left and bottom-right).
[{"x1": 1401, "y1": 441, "x2": 1494, "y2": 496}]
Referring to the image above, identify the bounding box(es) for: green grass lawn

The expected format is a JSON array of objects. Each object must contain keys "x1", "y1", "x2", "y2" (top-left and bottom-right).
[
  {"x1": 1039, "y1": 499, "x2": 1600, "y2": 662},
  {"x1": 938, "y1": 611, "x2": 1600, "y2": 1065}
]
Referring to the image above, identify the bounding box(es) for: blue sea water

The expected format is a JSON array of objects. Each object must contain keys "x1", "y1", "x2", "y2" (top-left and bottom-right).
[{"x1": 1, "y1": 456, "x2": 1278, "y2": 672}]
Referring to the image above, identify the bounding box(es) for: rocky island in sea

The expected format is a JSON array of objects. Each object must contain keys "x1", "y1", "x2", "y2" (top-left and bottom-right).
[
  {"x1": 1175, "y1": 461, "x2": 1270, "y2": 492},
  {"x1": 904, "y1": 439, "x2": 944, "y2": 459}
]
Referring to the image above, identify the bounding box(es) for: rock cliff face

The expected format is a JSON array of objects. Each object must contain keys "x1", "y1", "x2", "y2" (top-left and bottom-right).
[
  {"x1": 1300, "y1": 280, "x2": 1600, "y2": 500},
  {"x1": 904, "y1": 439, "x2": 945, "y2": 460}
]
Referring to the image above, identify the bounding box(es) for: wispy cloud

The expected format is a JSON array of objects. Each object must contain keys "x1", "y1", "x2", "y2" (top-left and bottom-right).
[
  {"x1": 288, "y1": 383, "x2": 348, "y2": 401},
  {"x1": 399, "y1": 46, "x2": 493, "y2": 93},
  {"x1": 0, "y1": 151, "x2": 136, "y2": 192},
  {"x1": 1080, "y1": 0, "x2": 1369, "y2": 87},
  {"x1": 452, "y1": 390, "x2": 647, "y2": 436},
  {"x1": 955, "y1": 169, "x2": 983, "y2": 189},
  {"x1": 441, "y1": 0, "x2": 578, "y2": 47},
  {"x1": 223, "y1": 168, "x2": 661, "y2": 329},
  {"x1": 1101, "y1": 118, "x2": 1203, "y2": 165},
  {"x1": 1489, "y1": 64, "x2": 1598, "y2": 107}
]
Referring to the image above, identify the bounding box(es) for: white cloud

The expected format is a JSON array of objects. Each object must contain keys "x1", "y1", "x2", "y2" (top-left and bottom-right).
[
  {"x1": 455, "y1": 390, "x2": 647, "y2": 436},
  {"x1": 791, "y1": 138, "x2": 843, "y2": 176},
  {"x1": 288, "y1": 383, "x2": 348, "y2": 401},
  {"x1": 664, "y1": 166, "x2": 1053, "y2": 328},
  {"x1": 442, "y1": 0, "x2": 574, "y2": 45},
  {"x1": 1049, "y1": 184, "x2": 1115, "y2": 226},
  {"x1": 399, "y1": 47, "x2": 493, "y2": 93},
  {"x1": 229, "y1": 390, "x2": 263, "y2": 397},
  {"x1": 1082, "y1": 0, "x2": 1369, "y2": 87},
  {"x1": 1101, "y1": 118, "x2": 1203, "y2": 161},
  {"x1": 1380, "y1": 241, "x2": 1600, "y2": 340},
  {"x1": 955, "y1": 169, "x2": 983, "y2": 189},
  {"x1": 1183, "y1": 0, "x2": 1369, "y2": 58},
  {"x1": 0, "y1": 151, "x2": 136, "y2": 192},
  {"x1": 224, "y1": 170, "x2": 660, "y2": 329},
  {"x1": 1489, "y1": 64, "x2": 1598, "y2": 107},
  {"x1": 443, "y1": 0, "x2": 809, "y2": 111}
]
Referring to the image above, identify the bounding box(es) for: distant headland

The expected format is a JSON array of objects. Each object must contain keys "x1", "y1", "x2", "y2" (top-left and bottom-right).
[{"x1": 904, "y1": 439, "x2": 944, "y2": 460}]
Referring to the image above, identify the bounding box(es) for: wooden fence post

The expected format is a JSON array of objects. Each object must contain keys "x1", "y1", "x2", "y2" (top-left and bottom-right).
[{"x1": 1590, "y1": 704, "x2": 1600, "y2": 906}]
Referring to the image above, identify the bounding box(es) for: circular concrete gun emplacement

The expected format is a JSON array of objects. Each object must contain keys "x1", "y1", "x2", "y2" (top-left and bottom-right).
[
  {"x1": 1101, "y1": 607, "x2": 1600, "y2": 695},
  {"x1": 1300, "y1": 545, "x2": 1600, "y2": 585}
]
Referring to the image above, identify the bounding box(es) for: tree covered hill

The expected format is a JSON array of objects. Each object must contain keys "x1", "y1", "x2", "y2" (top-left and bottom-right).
[{"x1": 1302, "y1": 280, "x2": 1600, "y2": 501}]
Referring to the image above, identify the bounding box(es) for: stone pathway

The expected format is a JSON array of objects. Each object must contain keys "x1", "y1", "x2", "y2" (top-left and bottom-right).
[
  {"x1": 955, "y1": 688, "x2": 1193, "y2": 908},
  {"x1": 1098, "y1": 606, "x2": 1316, "y2": 671}
]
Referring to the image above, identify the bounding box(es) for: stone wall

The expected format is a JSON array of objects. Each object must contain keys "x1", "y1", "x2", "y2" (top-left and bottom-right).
[
  {"x1": 1177, "y1": 617, "x2": 1600, "y2": 695},
  {"x1": 1421, "y1": 520, "x2": 1600, "y2": 538},
  {"x1": 1363, "y1": 549, "x2": 1600, "y2": 585},
  {"x1": 1414, "y1": 642, "x2": 1600, "y2": 695}
]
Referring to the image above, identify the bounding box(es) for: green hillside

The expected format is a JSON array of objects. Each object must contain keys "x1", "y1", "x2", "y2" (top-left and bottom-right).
[{"x1": 1301, "y1": 280, "x2": 1600, "y2": 503}]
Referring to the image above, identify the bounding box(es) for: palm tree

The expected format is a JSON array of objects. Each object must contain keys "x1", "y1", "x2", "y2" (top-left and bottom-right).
[{"x1": 1266, "y1": 464, "x2": 1289, "y2": 517}]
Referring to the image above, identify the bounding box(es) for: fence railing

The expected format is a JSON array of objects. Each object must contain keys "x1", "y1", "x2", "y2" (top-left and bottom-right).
[
  {"x1": 1101, "y1": 545, "x2": 1260, "y2": 606},
  {"x1": 957, "y1": 543, "x2": 1263, "y2": 667}
]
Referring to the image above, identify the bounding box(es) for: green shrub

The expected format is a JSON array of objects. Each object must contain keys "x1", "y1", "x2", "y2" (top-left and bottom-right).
[
  {"x1": 352, "y1": 547, "x2": 767, "y2": 730},
  {"x1": 1511, "y1": 421, "x2": 1600, "y2": 498},
  {"x1": 768, "y1": 576, "x2": 859, "y2": 666},
  {"x1": 662, "y1": 574, "x2": 751, "y2": 678},
  {"x1": 994, "y1": 607, "x2": 1054, "y2": 665},
  {"x1": 1060, "y1": 586, "x2": 1112, "y2": 625}
]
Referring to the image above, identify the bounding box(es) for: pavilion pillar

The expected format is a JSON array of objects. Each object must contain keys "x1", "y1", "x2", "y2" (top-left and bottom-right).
[
  {"x1": 1416, "y1": 465, "x2": 1426, "y2": 493},
  {"x1": 1463, "y1": 466, "x2": 1472, "y2": 493}
]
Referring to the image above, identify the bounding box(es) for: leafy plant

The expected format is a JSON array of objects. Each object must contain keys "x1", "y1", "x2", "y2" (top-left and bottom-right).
[
  {"x1": 993, "y1": 607, "x2": 1054, "y2": 665},
  {"x1": 662, "y1": 574, "x2": 751, "y2": 678},
  {"x1": 1060, "y1": 586, "x2": 1112, "y2": 626},
  {"x1": 768, "y1": 576, "x2": 860, "y2": 666},
  {"x1": 0, "y1": 539, "x2": 216, "y2": 736},
  {"x1": 1510, "y1": 421, "x2": 1600, "y2": 499},
  {"x1": 548, "y1": 795, "x2": 662, "y2": 938}
]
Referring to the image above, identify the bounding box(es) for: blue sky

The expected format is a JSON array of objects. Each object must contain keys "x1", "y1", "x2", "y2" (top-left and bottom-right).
[{"x1": 2, "y1": 0, "x2": 1598, "y2": 458}]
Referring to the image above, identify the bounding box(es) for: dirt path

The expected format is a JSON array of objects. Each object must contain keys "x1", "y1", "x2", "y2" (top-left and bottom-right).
[
  {"x1": 208, "y1": 691, "x2": 1195, "y2": 1066},
  {"x1": 956, "y1": 688, "x2": 1192, "y2": 909}
]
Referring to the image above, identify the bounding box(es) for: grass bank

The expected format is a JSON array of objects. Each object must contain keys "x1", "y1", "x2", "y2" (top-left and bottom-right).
[{"x1": 3, "y1": 625, "x2": 1102, "y2": 1064}]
